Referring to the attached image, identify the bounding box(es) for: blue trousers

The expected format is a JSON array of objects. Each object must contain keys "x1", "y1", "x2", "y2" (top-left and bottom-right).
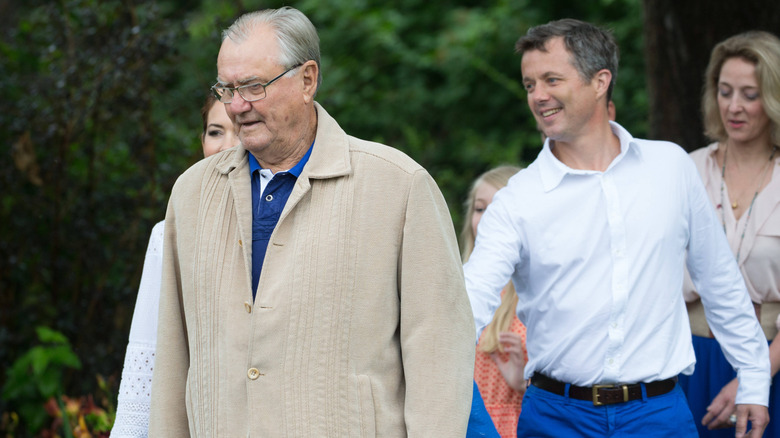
[
  {"x1": 517, "y1": 383, "x2": 698, "y2": 437},
  {"x1": 467, "y1": 380, "x2": 500, "y2": 438}
]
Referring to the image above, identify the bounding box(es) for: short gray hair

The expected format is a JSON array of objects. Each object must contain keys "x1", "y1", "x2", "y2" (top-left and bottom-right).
[
  {"x1": 516, "y1": 19, "x2": 619, "y2": 102},
  {"x1": 223, "y1": 6, "x2": 322, "y2": 91}
]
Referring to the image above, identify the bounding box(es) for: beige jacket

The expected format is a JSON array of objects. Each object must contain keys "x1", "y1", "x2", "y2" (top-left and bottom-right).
[{"x1": 148, "y1": 103, "x2": 475, "y2": 437}]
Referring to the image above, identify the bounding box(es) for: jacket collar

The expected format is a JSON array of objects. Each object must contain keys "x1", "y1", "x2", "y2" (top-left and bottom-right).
[{"x1": 302, "y1": 102, "x2": 352, "y2": 180}]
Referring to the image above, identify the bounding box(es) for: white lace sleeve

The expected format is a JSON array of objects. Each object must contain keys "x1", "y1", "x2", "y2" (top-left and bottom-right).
[{"x1": 112, "y1": 221, "x2": 164, "y2": 438}]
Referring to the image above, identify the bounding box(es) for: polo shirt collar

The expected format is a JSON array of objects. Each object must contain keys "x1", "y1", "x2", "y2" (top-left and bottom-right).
[{"x1": 248, "y1": 140, "x2": 315, "y2": 177}]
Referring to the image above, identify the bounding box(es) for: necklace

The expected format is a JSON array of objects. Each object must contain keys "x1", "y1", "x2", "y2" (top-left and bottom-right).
[{"x1": 719, "y1": 142, "x2": 778, "y2": 263}]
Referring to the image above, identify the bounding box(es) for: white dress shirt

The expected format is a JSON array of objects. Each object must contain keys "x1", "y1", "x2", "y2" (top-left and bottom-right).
[{"x1": 465, "y1": 122, "x2": 770, "y2": 406}]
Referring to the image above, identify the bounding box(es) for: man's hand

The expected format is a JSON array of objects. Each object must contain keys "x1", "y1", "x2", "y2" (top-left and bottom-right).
[
  {"x1": 701, "y1": 378, "x2": 769, "y2": 437},
  {"x1": 734, "y1": 404, "x2": 769, "y2": 438}
]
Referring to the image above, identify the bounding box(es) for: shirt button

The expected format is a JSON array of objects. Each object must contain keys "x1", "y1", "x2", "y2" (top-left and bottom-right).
[
  {"x1": 238, "y1": 239, "x2": 243, "y2": 247},
  {"x1": 608, "y1": 358, "x2": 614, "y2": 365},
  {"x1": 265, "y1": 194, "x2": 273, "y2": 202},
  {"x1": 244, "y1": 301, "x2": 252, "y2": 313},
  {"x1": 248, "y1": 368, "x2": 261, "y2": 380}
]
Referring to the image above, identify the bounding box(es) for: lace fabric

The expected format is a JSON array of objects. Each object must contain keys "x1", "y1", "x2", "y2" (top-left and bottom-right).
[
  {"x1": 112, "y1": 222, "x2": 164, "y2": 437},
  {"x1": 112, "y1": 342, "x2": 156, "y2": 437}
]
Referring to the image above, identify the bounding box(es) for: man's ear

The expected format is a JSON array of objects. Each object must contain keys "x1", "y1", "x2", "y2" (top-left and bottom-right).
[
  {"x1": 301, "y1": 60, "x2": 319, "y2": 103},
  {"x1": 593, "y1": 68, "x2": 612, "y2": 100}
]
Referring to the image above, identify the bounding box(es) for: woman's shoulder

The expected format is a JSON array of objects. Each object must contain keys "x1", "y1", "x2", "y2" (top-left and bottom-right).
[
  {"x1": 687, "y1": 142, "x2": 719, "y2": 176},
  {"x1": 688, "y1": 142, "x2": 718, "y2": 161}
]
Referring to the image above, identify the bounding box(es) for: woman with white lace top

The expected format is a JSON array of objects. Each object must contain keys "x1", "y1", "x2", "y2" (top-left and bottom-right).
[{"x1": 111, "y1": 94, "x2": 238, "y2": 437}]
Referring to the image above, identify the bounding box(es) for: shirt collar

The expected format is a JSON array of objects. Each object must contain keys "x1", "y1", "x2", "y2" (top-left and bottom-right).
[
  {"x1": 248, "y1": 140, "x2": 315, "y2": 177},
  {"x1": 538, "y1": 121, "x2": 643, "y2": 192}
]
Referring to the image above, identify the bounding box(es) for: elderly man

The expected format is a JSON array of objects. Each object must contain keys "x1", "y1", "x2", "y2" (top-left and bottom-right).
[
  {"x1": 148, "y1": 7, "x2": 475, "y2": 436},
  {"x1": 465, "y1": 19, "x2": 770, "y2": 437}
]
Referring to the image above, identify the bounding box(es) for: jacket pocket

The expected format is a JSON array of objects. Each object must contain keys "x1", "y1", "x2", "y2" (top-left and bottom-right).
[{"x1": 357, "y1": 375, "x2": 377, "y2": 438}]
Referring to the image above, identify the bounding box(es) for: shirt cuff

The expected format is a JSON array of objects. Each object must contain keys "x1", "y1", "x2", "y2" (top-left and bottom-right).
[{"x1": 735, "y1": 371, "x2": 771, "y2": 407}]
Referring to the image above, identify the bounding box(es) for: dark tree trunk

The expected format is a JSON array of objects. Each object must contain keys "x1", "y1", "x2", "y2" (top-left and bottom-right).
[{"x1": 642, "y1": 0, "x2": 780, "y2": 152}]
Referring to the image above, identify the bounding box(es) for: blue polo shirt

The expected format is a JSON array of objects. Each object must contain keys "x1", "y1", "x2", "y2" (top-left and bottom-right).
[{"x1": 249, "y1": 143, "x2": 313, "y2": 299}]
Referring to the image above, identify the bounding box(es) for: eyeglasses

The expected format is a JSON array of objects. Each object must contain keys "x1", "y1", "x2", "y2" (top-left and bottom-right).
[{"x1": 211, "y1": 64, "x2": 302, "y2": 103}]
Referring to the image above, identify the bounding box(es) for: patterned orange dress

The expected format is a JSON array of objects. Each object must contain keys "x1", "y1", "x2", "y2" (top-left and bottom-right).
[{"x1": 474, "y1": 313, "x2": 527, "y2": 437}]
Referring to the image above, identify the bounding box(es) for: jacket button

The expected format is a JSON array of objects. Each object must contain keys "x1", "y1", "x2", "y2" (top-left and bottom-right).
[
  {"x1": 244, "y1": 302, "x2": 252, "y2": 313},
  {"x1": 248, "y1": 368, "x2": 261, "y2": 380}
]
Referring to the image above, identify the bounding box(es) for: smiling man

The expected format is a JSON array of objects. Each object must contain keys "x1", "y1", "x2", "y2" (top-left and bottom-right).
[
  {"x1": 148, "y1": 7, "x2": 475, "y2": 437},
  {"x1": 464, "y1": 19, "x2": 770, "y2": 437}
]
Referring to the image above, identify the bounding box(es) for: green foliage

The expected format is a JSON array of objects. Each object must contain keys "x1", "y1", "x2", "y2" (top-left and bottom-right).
[
  {"x1": 2, "y1": 327, "x2": 81, "y2": 434},
  {"x1": 1, "y1": 0, "x2": 189, "y2": 396}
]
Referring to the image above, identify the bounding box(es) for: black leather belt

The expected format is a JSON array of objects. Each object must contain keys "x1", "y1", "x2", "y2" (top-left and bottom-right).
[{"x1": 531, "y1": 373, "x2": 677, "y2": 406}]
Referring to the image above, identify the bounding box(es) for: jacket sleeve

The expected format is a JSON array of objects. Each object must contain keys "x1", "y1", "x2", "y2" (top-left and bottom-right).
[
  {"x1": 148, "y1": 189, "x2": 192, "y2": 437},
  {"x1": 398, "y1": 169, "x2": 476, "y2": 436}
]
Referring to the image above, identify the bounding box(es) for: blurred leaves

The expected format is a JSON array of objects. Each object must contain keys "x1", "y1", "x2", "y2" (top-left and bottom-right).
[
  {"x1": 2, "y1": 327, "x2": 81, "y2": 434},
  {"x1": 0, "y1": 2, "x2": 189, "y2": 433}
]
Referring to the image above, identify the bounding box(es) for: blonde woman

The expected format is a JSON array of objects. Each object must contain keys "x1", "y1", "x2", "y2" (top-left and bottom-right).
[
  {"x1": 462, "y1": 165, "x2": 525, "y2": 437},
  {"x1": 680, "y1": 30, "x2": 780, "y2": 438}
]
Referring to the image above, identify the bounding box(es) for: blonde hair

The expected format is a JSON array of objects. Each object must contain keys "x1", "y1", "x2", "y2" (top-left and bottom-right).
[
  {"x1": 702, "y1": 31, "x2": 780, "y2": 144},
  {"x1": 460, "y1": 165, "x2": 521, "y2": 353}
]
